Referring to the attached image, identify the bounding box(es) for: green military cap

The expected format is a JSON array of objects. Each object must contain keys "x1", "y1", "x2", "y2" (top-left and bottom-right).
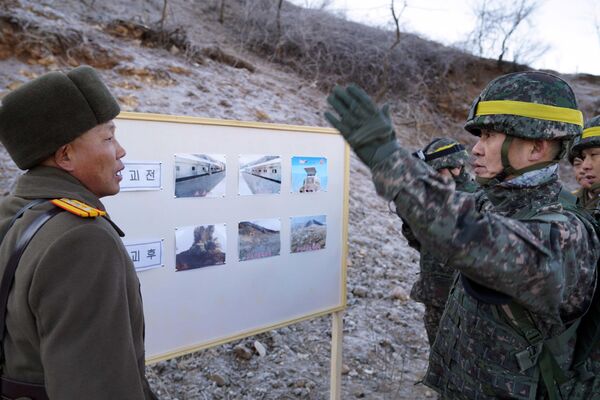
[
  {"x1": 0, "y1": 65, "x2": 120, "y2": 170},
  {"x1": 464, "y1": 71, "x2": 583, "y2": 141},
  {"x1": 413, "y1": 137, "x2": 469, "y2": 171},
  {"x1": 570, "y1": 115, "x2": 600, "y2": 159}
]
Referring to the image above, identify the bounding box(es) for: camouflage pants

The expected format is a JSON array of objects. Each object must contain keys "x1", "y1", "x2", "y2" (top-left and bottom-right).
[{"x1": 423, "y1": 304, "x2": 444, "y2": 346}]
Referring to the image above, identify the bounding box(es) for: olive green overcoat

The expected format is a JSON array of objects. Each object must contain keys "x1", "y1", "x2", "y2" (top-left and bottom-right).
[{"x1": 0, "y1": 166, "x2": 156, "y2": 399}]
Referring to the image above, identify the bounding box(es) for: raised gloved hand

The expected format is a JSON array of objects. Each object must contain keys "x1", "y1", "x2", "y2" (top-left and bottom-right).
[{"x1": 325, "y1": 84, "x2": 399, "y2": 168}]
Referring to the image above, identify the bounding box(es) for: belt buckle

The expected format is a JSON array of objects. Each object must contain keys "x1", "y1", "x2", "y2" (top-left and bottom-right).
[{"x1": 515, "y1": 342, "x2": 543, "y2": 372}]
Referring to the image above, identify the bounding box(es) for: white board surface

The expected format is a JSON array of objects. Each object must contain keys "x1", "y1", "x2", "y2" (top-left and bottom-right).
[{"x1": 103, "y1": 112, "x2": 349, "y2": 363}]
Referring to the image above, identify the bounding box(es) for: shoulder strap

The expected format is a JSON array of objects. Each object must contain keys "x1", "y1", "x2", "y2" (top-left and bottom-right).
[
  {"x1": 503, "y1": 302, "x2": 576, "y2": 400},
  {"x1": 504, "y1": 196, "x2": 594, "y2": 397},
  {"x1": 0, "y1": 203, "x2": 62, "y2": 353},
  {"x1": 0, "y1": 199, "x2": 46, "y2": 245},
  {"x1": 511, "y1": 192, "x2": 600, "y2": 383},
  {"x1": 547, "y1": 191, "x2": 600, "y2": 382}
]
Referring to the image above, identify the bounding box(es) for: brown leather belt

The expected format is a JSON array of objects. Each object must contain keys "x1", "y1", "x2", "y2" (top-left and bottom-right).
[{"x1": 0, "y1": 376, "x2": 48, "y2": 400}]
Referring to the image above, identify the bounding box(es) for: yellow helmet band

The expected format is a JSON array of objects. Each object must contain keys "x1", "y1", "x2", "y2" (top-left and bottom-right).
[
  {"x1": 476, "y1": 100, "x2": 583, "y2": 127},
  {"x1": 582, "y1": 126, "x2": 600, "y2": 139},
  {"x1": 431, "y1": 143, "x2": 458, "y2": 153}
]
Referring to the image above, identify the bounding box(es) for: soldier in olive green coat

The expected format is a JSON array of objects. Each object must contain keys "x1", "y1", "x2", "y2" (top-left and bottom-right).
[
  {"x1": 403, "y1": 138, "x2": 477, "y2": 345},
  {"x1": 325, "y1": 72, "x2": 600, "y2": 399},
  {"x1": 0, "y1": 66, "x2": 157, "y2": 399}
]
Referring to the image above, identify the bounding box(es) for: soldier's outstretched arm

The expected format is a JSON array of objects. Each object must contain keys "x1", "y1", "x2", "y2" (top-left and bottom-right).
[
  {"x1": 374, "y1": 146, "x2": 597, "y2": 322},
  {"x1": 325, "y1": 85, "x2": 599, "y2": 323}
]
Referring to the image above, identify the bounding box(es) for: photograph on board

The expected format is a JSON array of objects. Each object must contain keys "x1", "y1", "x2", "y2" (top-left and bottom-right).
[
  {"x1": 238, "y1": 218, "x2": 281, "y2": 261},
  {"x1": 238, "y1": 155, "x2": 281, "y2": 195},
  {"x1": 291, "y1": 156, "x2": 328, "y2": 193},
  {"x1": 175, "y1": 223, "x2": 226, "y2": 271},
  {"x1": 174, "y1": 154, "x2": 226, "y2": 198},
  {"x1": 290, "y1": 215, "x2": 327, "y2": 253}
]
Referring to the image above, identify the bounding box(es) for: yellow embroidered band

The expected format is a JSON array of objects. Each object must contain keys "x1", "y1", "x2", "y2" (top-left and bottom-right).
[
  {"x1": 476, "y1": 100, "x2": 583, "y2": 127},
  {"x1": 431, "y1": 143, "x2": 458, "y2": 153},
  {"x1": 582, "y1": 126, "x2": 600, "y2": 139},
  {"x1": 51, "y1": 198, "x2": 107, "y2": 218}
]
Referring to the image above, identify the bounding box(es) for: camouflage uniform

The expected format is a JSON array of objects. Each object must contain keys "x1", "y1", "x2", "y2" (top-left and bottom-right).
[
  {"x1": 568, "y1": 134, "x2": 582, "y2": 165},
  {"x1": 567, "y1": 134, "x2": 584, "y2": 200},
  {"x1": 571, "y1": 116, "x2": 600, "y2": 216},
  {"x1": 403, "y1": 138, "x2": 478, "y2": 345},
  {"x1": 325, "y1": 72, "x2": 600, "y2": 399},
  {"x1": 575, "y1": 185, "x2": 600, "y2": 213}
]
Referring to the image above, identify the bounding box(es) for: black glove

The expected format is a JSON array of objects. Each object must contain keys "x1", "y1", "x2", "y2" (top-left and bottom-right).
[{"x1": 325, "y1": 84, "x2": 399, "y2": 167}]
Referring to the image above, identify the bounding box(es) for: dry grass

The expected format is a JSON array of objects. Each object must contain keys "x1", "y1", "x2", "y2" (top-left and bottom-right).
[{"x1": 211, "y1": 0, "x2": 527, "y2": 146}]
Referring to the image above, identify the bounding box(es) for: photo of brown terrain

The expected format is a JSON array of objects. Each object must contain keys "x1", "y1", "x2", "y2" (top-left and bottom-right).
[
  {"x1": 176, "y1": 224, "x2": 226, "y2": 271},
  {"x1": 238, "y1": 219, "x2": 281, "y2": 261},
  {"x1": 291, "y1": 215, "x2": 327, "y2": 253}
]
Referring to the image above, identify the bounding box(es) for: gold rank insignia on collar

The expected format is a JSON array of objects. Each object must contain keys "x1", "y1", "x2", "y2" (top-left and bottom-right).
[{"x1": 50, "y1": 198, "x2": 107, "y2": 218}]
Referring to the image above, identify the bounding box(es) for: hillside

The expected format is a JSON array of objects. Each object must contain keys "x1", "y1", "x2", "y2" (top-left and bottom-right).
[{"x1": 1, "y1": 0, "x2": 599, "y2": 398}]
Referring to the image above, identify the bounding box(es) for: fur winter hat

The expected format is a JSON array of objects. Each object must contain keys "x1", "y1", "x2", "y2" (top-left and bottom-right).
[{"x1": 0, "y1": 65, "x2": 120, "y2": 170}]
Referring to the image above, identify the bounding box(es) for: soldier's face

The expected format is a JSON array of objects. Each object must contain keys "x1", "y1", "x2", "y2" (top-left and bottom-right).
[
  {"x1": 471, "y1": 131, "x2": 505, "y2": 178},
  {"x1": 67, "y1": 121, "x2": 126, "y2": 197},
  {"x1": 572, "y1": 157, "x2": 586, "y2": 187},
  {"x1": 580, "y1": 148, "x2": 600, "y2": 188}
]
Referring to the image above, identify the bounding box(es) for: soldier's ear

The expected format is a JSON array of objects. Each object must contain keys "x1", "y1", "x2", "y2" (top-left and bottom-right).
[
  {"x1": 52, "y1": 144, "x2": 76, "y2": 172},
  {"x1": 528, "y1": 139, "x2": 547, "y2": 162}
]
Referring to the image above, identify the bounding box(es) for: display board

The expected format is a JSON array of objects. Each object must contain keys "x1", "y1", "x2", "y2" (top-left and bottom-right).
[{"x1": 103, "y1": 112, "x2": 349, "y2": 363}]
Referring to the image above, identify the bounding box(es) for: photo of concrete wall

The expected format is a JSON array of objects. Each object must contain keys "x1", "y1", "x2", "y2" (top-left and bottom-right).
[
  {"x1": 291, "y1": 156, "x2": 328, "y2": 193},
  {"x1": 238, "y1": 155, "x2": 281, "y2": 195},
  {"x1": 174, "y1": 154, "x2": 226, "y2": 198},
  {"x1": 291, "y1": 215, "x2": 327, "y2": 253},
  {"x1": 238, "y1": 219, "x2": 281, "y2": 261},
  {"x1": 175, "y1": 223, "x2": 226, "y2": 271}
]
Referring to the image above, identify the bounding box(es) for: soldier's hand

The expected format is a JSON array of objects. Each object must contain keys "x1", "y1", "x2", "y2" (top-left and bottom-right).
[{"x1": 325, "y1": 84, "x2": 399, "y2": 167}]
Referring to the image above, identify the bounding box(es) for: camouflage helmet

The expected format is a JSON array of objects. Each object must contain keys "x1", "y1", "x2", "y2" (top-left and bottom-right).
[
  {"x1": 570, "y1": 115, "x2": 600, "y2": 159},
  {"x1": 465, "y1": 71, "x2": 583, "y2": 141},
  {"x1": 413, "y1": 137, "x2": 469, "y2": 170},
  {"x1": 567, "y1": 133, "x2": 583, "y2": 164}
]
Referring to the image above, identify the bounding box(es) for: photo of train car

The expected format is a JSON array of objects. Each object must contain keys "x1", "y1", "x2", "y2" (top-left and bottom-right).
[
  {"x1": 174, "y1": 154, "x2": 226, "y2": 198},
  {"x1": 291, "y1": 156, "x2": 328, "y2": 193},
  {"x1": 238, "y1": 155, "x2": 281, "y2": 195}
]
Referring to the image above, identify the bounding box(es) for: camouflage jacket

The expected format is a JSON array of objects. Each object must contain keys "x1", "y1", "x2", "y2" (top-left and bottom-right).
[
  {"x1": 576, "y1": 187, "x2": 600, "y2": 217},
  {"x1": 403, "y1": 168, "x2": 479, "y2": 307},
  {"x1": 371, "y1": 148, "x2": 599, "y2": 399}
]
